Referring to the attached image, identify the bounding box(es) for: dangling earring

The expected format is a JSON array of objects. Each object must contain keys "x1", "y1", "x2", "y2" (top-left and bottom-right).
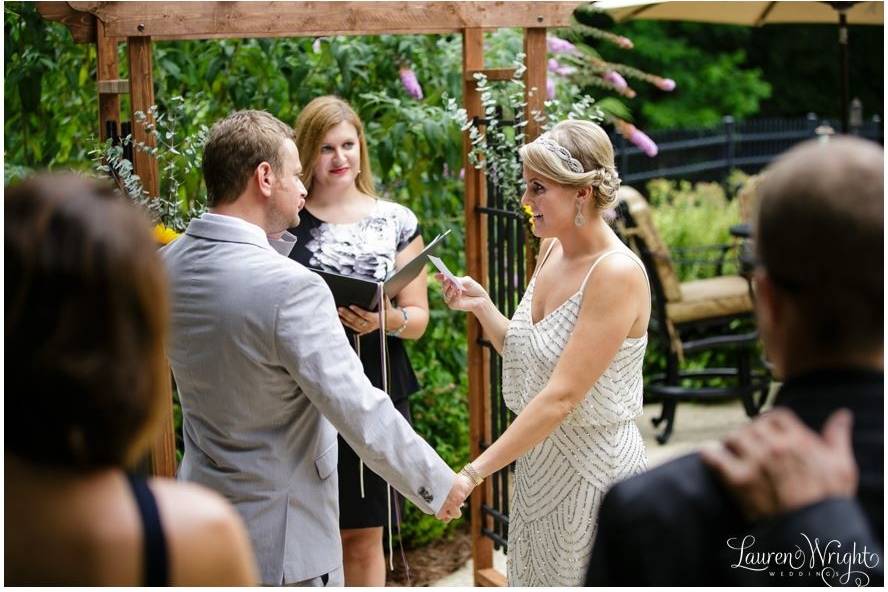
[{"x1": 574, "y1": 201, "x2": 586, "y2": 227}]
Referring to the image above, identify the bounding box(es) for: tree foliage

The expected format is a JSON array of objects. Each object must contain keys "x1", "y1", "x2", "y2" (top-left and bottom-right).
[{"x1": 593, "y1": 20, "x2": 772, "y2": 129}]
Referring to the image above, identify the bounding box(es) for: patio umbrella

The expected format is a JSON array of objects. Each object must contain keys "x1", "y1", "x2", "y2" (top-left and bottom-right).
[{"x1": 592, "y1": 1, "x2": 884, "y2": 132}]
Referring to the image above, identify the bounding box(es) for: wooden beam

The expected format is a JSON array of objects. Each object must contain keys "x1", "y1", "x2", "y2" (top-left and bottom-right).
[
  {"x1": 126, "y1": 36, "x2": 174, "y2": 478},
  {"x1": 126, "y1": 36, "x2": 159, "y2": 198},
  {"x1": 523, "y1": 27, "x2": 547, "y2": 143},
  {"x1": 477, "y1": 568, "x2": 507, "y2": 587},
  {"x1": 523, "y1": 27, "x2": 547, "y2": 275},
  {"x1": 97, "y1": 79, "x2": 130, "y2": 95},
  {"x1": 96, "y1": 19, "x2": 122, "y2": 142},
  {"x1": 464, "y1": 68, "x2": 517, "y2": 82},
  {"x1": 36, "y1": 1, "x2": 96, "y2": 43},
  {"x1": 463, "y1": 26, "x2": 496, "y2": 588},
  {"x1": 54, "y1": 2, "x2": 581, "y2": 40},
  {"x1": 151, "y1": 375, "x2": 178, "y2": 478}
]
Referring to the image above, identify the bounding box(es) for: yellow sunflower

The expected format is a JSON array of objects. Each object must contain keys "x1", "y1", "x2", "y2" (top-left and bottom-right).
[{"x1": 153, "y1": 224, "x2": 181, "y2": 245}]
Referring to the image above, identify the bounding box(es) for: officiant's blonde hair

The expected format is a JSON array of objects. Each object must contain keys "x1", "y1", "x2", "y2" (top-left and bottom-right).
[{"x1": 294, "y1": 96, "x2": 377, "y2": 196}]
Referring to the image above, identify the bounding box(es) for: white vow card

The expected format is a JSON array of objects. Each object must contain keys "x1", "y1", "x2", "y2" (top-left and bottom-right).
[{"x1": 428, "y1": 255, "x2": 462, "y2": 292}]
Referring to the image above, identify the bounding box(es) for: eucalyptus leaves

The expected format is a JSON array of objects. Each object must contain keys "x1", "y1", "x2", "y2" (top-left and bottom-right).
[
  {"x1": 444, "y1": 52, "x2": 603, "y2": 209},
  {"x1": 90, "y1": 96, "x2": 208, "y2": 232}
]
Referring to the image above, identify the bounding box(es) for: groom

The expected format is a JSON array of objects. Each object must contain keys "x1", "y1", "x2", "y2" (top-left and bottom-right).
[{"x1": 162, "y1": 110, "x2": 471, "y2": 586}]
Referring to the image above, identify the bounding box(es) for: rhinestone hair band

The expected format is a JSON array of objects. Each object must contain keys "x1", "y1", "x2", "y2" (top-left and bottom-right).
[{"x1": 535, "y1": 135, "x2": 584, "y2": 173}]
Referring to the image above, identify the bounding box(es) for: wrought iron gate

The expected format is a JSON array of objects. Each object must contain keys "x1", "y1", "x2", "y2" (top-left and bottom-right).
[{"x1": 476, "y1": 155, "x2": 534, "y2": 554}]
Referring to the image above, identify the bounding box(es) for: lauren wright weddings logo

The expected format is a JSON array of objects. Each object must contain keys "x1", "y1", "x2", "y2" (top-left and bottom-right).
[{"x1": 727, "y1": 533, "x2": 881, "y2": 586}]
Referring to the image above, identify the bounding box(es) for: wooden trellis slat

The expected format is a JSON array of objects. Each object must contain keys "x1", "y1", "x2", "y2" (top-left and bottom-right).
[{"x1": 96, "y1": 19, "x2": 121, "y2": 142}]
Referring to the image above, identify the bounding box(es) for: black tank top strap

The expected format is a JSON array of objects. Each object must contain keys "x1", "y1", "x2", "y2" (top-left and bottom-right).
[{"x1": 126, "y1": 473, "x2": 170, "y2": 586}]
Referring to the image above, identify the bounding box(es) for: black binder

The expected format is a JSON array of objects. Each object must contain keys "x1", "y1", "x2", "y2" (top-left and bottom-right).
[{"x1": 310, "y1": 229, "x2": 451, "y2": 310}]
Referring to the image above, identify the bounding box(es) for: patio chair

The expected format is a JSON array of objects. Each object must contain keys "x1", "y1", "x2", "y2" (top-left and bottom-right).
[{"x1": 614, "y1": 186, "x2": 770, "y2": 444}]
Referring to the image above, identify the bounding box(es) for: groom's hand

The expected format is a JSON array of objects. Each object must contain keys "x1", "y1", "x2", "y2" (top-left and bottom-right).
[{"x1": 436, "y1": 473, "x2": 474, "y2": 522}]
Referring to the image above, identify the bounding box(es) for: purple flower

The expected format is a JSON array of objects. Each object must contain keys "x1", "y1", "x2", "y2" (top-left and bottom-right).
[
  {"x1": 399, "y1": 67, "x2": 424, "y2": 100},
  {"x1": 656, "y1": 78, "x2": 676, "y2": 92},
  {"x1": 548, "y1": 58, "x2": 575, "y2": 77},
  {"x1": 630, "y1": 128, "x2": 658, "y2": 157},
  {"x1": 459, "y1": 167, "x2": 465, "y2": 180},
  {"x1": 547, "y1": 36, "x2": 577, "y2": 54},
  {"x1": 546, "y1": 77, "x2": 556, "y2": 100},
  {"x1": 603, "y1": 71, "x2": 628, "y2": 90}
]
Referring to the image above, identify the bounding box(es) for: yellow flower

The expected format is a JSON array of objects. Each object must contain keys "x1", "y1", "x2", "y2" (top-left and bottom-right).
[
  {"x1": 154, "y1": 224, "x2": 180, "y2": 245},
  {"x1": 522, "y1": 204, "x2": 535, "y2": 229}
]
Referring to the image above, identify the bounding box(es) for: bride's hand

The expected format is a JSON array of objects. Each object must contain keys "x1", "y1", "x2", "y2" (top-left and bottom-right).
[{"x1": 436, "y1": 273, "x2": 490, "y2": 313}]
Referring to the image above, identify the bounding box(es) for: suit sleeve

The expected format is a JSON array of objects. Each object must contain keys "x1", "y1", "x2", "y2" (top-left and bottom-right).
[
  {"x1": 273, "y1": 270, "x2": 455, "y2": 515},
  {"x1": 585, "y1": 488, "x2": 630, "y2": 585}
]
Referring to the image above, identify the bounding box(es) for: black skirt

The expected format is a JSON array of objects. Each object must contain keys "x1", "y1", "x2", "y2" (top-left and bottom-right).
[{"x1": 338, "y1": 395, "x2": 411, "y2": 529}]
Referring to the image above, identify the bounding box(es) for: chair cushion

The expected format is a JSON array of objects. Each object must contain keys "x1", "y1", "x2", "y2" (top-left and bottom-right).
[{"x1": 666, "y1": 275, "x2": 753, "y2": 324}]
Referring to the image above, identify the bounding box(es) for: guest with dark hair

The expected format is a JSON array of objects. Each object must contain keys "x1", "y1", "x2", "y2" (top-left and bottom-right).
[
  {"x1": 585, "y1": 136, "x2": 883, "y2": 586},
  {"x1": 5, "y1": 174, "x2": 258, "y2": 586}
]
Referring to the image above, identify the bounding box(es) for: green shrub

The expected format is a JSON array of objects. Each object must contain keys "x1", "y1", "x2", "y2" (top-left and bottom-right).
[
  {"x1": 641, "y1": 173, "x2": 757, "y2": 387},
  {"x1": 646, "y1": 175, "x2": 745, "y2": 281}
]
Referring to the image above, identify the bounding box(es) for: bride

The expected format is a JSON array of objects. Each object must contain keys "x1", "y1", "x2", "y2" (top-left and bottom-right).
[{"x1": 441, "y1": 120, "x2": 651, "y2": 586}]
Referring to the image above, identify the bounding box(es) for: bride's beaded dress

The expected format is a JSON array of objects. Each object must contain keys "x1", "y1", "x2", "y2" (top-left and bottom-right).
[{"x1": 501, "y1": 244, "x2": 649, "y2": 586}]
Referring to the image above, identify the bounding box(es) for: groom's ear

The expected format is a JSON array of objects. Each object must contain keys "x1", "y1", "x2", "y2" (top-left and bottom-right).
[{"x1": 255, "y1": 161, "x2": 275, "y2": 198}]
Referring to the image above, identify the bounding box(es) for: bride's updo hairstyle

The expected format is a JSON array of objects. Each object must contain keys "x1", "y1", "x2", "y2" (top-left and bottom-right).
[{"x1": 519, "y1": 120, "x2": 621, "y2": 209}]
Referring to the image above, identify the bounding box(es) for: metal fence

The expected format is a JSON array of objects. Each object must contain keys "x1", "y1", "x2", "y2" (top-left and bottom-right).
[
  {"x1": 477, "y1": 159, "x2": 525, "y2": 553},
  {"x1": 612, "y1": 114, "x2": 884, "y2": 187}
]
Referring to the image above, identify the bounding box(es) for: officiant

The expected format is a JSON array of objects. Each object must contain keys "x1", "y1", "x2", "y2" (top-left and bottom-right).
[{"x1": 285, "y1": 96, "x2": 431, "y2": 587}]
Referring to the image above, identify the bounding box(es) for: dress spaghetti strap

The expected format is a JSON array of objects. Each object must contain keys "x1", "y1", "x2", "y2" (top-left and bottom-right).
[
  {"x1": 579, "y1": 249, "x2": 649, "y2": 294},
  {"x1": 126, "y1": 473, "x2": 169, "y2": 586},
  {"x1": 532, "y1": 240, "x2": 560, "y2": 281}
]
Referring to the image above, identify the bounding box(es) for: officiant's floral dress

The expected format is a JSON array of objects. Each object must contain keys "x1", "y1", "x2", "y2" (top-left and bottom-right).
[
  {"x1": 501, "y1": 247, "x2": 649, "y2": 586},
  {"x1": 287, "y1": 198, "x2": 422, "y2": 528}
]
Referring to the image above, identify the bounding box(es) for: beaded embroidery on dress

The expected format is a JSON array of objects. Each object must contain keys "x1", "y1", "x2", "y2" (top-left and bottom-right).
[{"x1": 501, "y1": 244, "x2": 649, "y2": 586}]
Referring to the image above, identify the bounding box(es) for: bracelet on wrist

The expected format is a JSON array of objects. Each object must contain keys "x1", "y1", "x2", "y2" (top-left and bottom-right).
[
  {"x1": 459, "y1": 462, "x2": 484, "y2": 487},
  {"x1": 386, "y1": 307, "x2": 409, "y2": 337}
]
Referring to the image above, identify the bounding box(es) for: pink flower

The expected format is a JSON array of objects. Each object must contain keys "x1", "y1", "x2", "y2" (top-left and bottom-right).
[
  {"x1": 546, "y1": 77, "x2": 556, "y2": 100},
  {"x1": 656, "y1": 78, "x2": 676, "y2": 91},
  {"x1": 603, "y1": 71, "x2": 628, "y2": 90},
  {"x1": 617, "y1": 36, "x2": 634, "y2": 49},
  {"x1": 548, "y1": 58, "x2": 575, "y2": 76},
  {"x1": 547, "y1": 36, "x2": 577, "y2": 54},
  {"x1": 399, "y1": 67, "x2": 424, "y2": 100},
  {"x1": 459, "y1": 167, "x2": 465, "y2": 180},
  {"x1": 630, "y1": 128, "x2": 658, "y2": 157}
]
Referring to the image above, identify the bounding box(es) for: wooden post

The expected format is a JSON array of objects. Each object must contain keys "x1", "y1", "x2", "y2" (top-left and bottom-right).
[
  {"x1": 463, "y1": 26, "x2": 498, "y2": 587},
  {"x1": 126, "y1": 36, "x2": 175, "y2": 478},
  {"x1": 96, "y1": 19, "x2": 121, "y2": 142},
  {"x1": 523, "y1": 27, "x2": 548, "y2": 278},
  {"x1": 523, "y1": 28, "x2": 547, "y2": 144},
  {"x1": 126, "y1": 36, "x2": 159, "y2": 198}
]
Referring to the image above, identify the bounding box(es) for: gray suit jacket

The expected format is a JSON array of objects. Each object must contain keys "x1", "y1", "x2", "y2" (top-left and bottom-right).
[{"x1": 161, "y1": 213, "x2": 454, "y2": 585}]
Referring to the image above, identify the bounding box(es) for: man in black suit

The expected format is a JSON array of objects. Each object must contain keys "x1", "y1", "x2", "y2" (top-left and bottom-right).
[{"x1": 586, "y1": 137, "x2": 883, "y2": 586}]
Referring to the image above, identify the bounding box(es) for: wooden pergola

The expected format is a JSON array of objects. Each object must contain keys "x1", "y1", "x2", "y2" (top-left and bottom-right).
[{"x1": 38, "y1": 2, "x2": 584, "y2": 585}]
